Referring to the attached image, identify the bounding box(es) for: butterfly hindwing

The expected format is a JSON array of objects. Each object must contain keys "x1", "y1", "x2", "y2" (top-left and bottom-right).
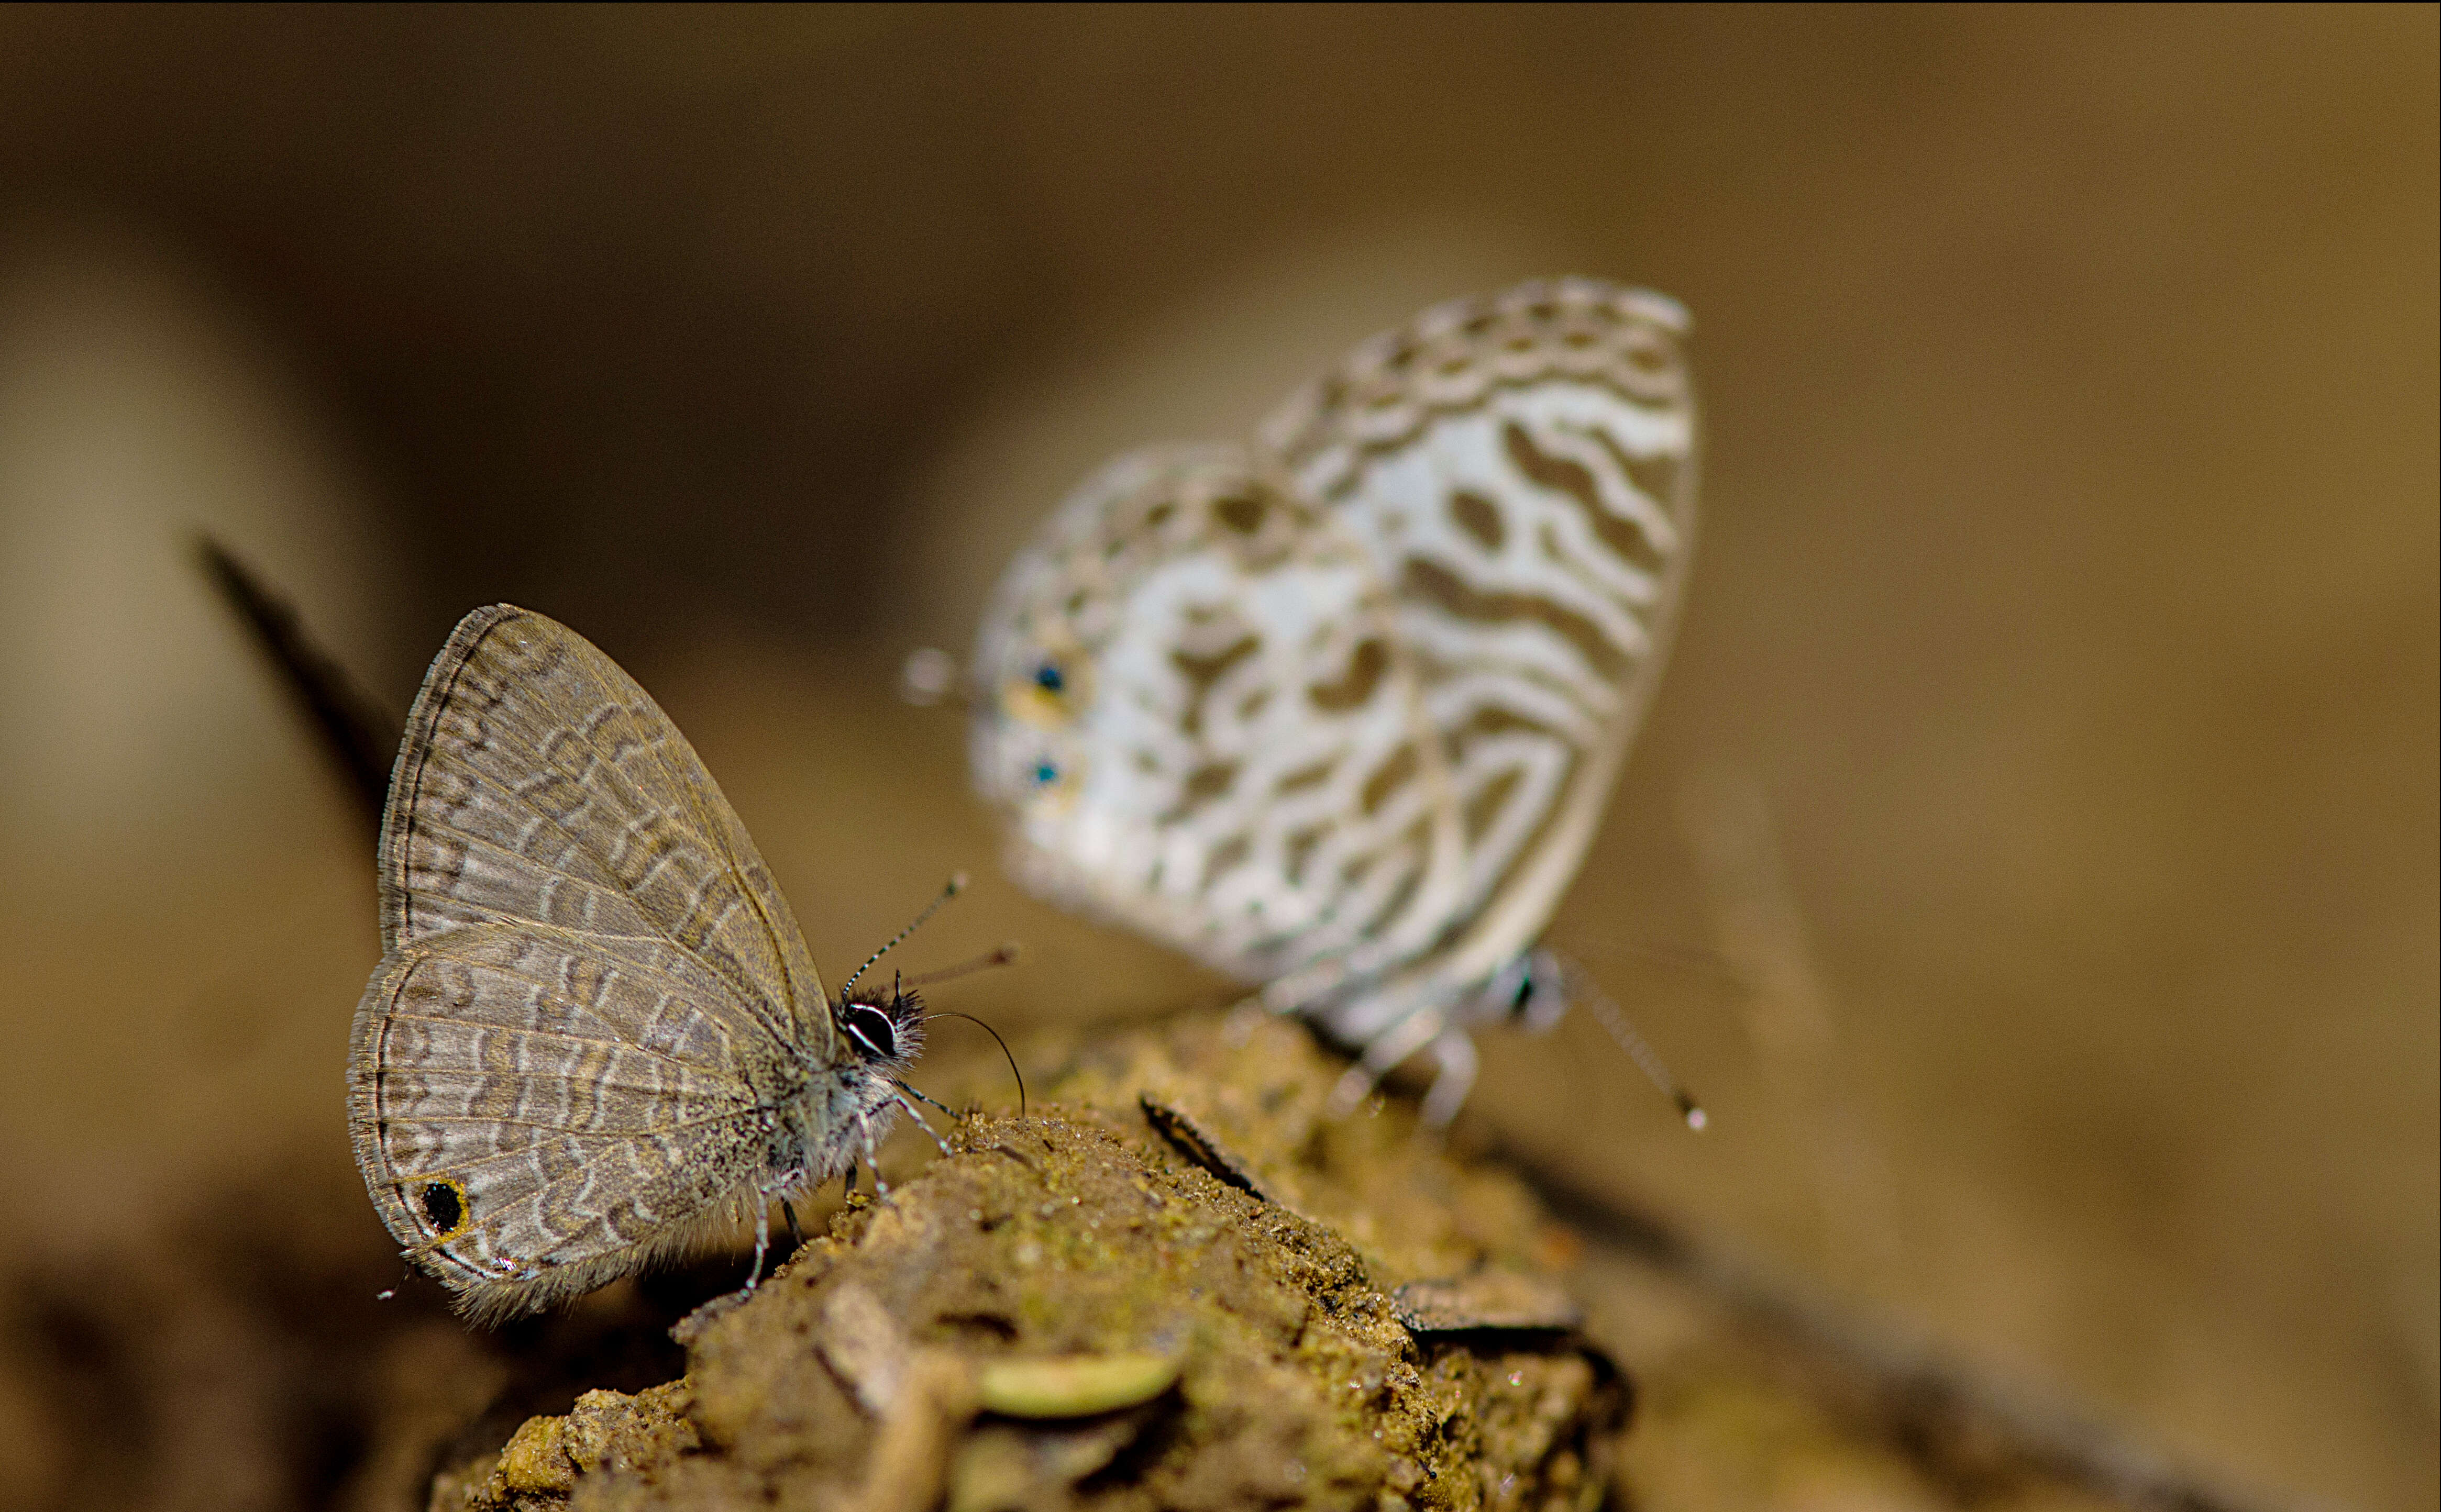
[
  {"x1": 971, "y1": 446, "x2": 1470, "y2": 986},
  {"x1": 350, "y1": 924, "x2": 775, "y2": 1320}
]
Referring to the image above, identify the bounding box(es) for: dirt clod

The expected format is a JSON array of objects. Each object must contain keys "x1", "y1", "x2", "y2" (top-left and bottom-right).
[{"x1": 428, "y1": 1014, "x2": 1626, "y2": 1511}]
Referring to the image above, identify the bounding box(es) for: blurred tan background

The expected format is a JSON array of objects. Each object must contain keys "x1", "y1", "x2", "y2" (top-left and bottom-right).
[{"x1": 0, "y1": 7, "x2": 2431, "y2": 1510}]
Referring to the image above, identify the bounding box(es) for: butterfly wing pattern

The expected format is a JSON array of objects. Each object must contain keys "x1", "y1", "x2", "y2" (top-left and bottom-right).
[
  {"x1": 972, "y1": 280, "x2": 1697, "y2": 1124},
  {"x1": 350, "y1": 606, "x2": 909, "y2": 1321}
]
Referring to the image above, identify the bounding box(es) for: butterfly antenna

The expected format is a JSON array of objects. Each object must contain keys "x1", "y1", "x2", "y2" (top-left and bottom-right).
[
  {"x1": 841, "y1": 873, "x2": 968, "y2": 995},
  {"x1": 920, "y1": 1011, "x2": 1027, "y2": 1117},
  {"x1": 1567, "y1": 938, "x2": 1755, "y2": 997},
  {"x1": 908, "y1": 943, "x2": 1023, "y2": 986},
  {"x1": 1567, "y1": 961, "x2": 1707, "y2": 1130}
]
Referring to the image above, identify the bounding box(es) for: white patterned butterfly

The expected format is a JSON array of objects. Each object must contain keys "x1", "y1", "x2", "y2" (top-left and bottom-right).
[{"x1": 968, "y1": 279, "x2": 1701, "y2": 1127}]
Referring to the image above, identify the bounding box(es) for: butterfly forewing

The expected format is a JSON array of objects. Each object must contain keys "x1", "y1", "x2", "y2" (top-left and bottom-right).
[
  {"x1": 379, "y1": 606, "x2": 830, "y2": 1050},
  {"x1": 350, "y1": 606, "x2": 830, "y2": 1319},
  {"x1": 1260, "y1": 280, "x2": 1697, "y2": 991}
]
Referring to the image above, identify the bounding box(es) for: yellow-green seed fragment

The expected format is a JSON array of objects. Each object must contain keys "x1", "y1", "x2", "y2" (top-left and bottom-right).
[{"x1": 975, "y1": 1353, "x2": 1179, "y2": 1418}]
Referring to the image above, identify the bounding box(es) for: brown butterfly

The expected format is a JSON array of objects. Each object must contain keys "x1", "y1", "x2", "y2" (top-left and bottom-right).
[{"x1": 349, "y1": 605, "x2": 940, "y2": 1320}]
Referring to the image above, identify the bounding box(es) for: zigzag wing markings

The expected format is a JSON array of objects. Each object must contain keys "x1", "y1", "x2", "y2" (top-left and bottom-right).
[
  {"x1": 379, "y1": 605, "x2": 827, "y2": 1058},
  {"x1": 350, "y1": 606, "x2": 900, "y2": 1319},
  {"x1": 969, "y1": 447, "x2": 1467, "y2": 985},
  {"x1": 968, "y1": 281, "x2": 1699, "y2": 1119},
  {"x1": 349, "y1": 922, "x2": 778, "y2": 1281},
  {"x1": 1261, "y1": 280, "x2": 1698, "y2": 970}
]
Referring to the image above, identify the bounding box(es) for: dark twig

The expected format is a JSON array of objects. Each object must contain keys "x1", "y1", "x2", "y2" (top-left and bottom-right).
[
  {"x1": 194, "y1": 535, "x2": 398, "y2": 843},
  {"x1": 1139, "y1": 1094, "x2": 1272, "y2": 1203}
]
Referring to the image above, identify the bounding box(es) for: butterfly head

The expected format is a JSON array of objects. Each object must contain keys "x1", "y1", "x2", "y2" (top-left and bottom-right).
[
  {"x1": 836, "y1": 975, "x2": 927, "y2": 1072},
  {"x1": 1482, "y1": 948, "x2": 1573, "y2": 1036}
]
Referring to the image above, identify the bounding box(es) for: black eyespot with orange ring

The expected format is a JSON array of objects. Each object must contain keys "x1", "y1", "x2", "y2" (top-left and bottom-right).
[{"x1": 411, "y1": 1176, "x2": 471, "y2": 1241}]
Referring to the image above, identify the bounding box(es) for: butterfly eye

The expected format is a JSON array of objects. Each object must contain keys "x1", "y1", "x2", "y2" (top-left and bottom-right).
[
  {"x1": 842, "y1": 1004, "x2": 898, "y2": 1061},
  {"x1": 1034, "y1": 662, "x2": 1065, "y2": 693}
]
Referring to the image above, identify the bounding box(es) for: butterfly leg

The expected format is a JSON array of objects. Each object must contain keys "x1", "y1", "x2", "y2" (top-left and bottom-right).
[
  {"x1": 1220, "y1": 991, "x2": 1268, "y2": 1047},
  {"x1": 893, "y1": 1078, "x2": 963, "y2": 1122},
  {"x1": 1324, "y1": 1003, "x2": 1450, "y2": 1118},
  {"x1": 857, "y1": 1108, "x2": 890, "y2": 1196},
  {"x1": 887, "y1": 1088, "x2": 955, "y2": 1157},
  {"x1": 738, "y1": 1203, "x2": 773, "y2": 1296},
  {"x1": 1417, "y1": 1029, "x2": 1481, "y2": 1130}
]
